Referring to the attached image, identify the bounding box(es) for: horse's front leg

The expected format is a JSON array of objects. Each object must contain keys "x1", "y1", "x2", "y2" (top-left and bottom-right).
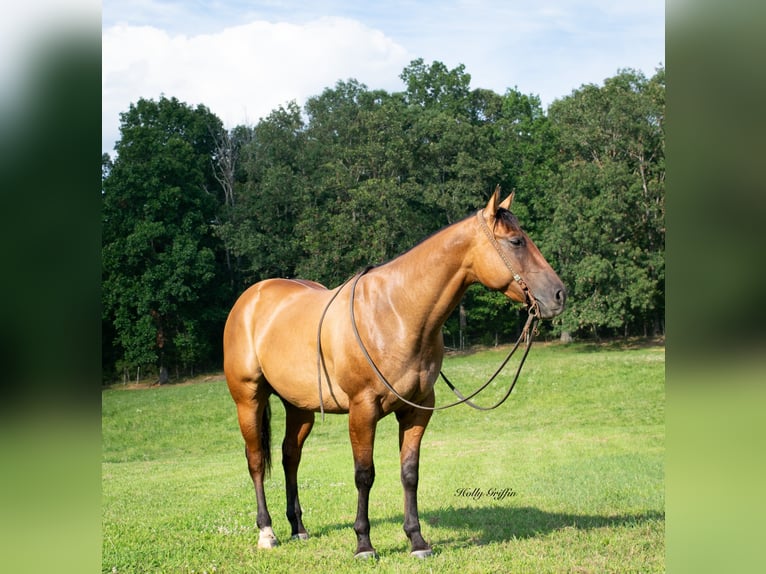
[
  {"x1": 396, "y1": 396, "x2": 434, "y2": 558},
  {"x1": 348, "y1": 399, "x2": 380, "y2": 559}
]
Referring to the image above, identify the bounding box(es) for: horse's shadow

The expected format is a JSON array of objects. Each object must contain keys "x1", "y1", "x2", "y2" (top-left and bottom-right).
[
  {"x1": 424, "y1": 505, "x2": 662, "y2": 548},
  {"x1": 311, "y1": 505, "x2": 663, "y2": 549}
]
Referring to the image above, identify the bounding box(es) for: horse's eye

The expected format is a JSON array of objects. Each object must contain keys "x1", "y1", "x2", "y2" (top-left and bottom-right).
[{"x1": 508, "y1": 236, "x2": 525, "y2": 247}]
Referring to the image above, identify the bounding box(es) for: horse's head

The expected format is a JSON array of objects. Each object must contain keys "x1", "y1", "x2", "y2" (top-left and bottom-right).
[{"x1": 471, "y1": 186, "x2": 566, "y2": 319}]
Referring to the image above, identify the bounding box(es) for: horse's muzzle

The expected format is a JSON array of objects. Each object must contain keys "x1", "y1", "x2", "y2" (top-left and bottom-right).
[{"x1": 535, "y1": 287, "x2": 566, "y2": 319}]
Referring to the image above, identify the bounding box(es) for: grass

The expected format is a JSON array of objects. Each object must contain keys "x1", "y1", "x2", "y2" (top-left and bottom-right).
[{"x1": 102, "y1": 341, "x2": 664, "y2": 573}]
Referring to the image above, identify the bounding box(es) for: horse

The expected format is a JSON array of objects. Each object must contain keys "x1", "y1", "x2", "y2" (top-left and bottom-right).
[{"x1": 223, "y1": 186, "x2": 566, "y2": 558}]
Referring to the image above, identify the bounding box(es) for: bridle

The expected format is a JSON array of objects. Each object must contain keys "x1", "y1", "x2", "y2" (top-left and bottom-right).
[
  {"x1": 316, "y1": 209, "x2": 540, "y2": 418},
  {"x1": 475, "y1": 208, "x2": 540, "y2": 318}
]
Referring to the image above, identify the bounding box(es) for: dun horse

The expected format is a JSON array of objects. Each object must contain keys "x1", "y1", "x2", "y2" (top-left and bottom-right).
[{"x1": 223, "y1": 187, "x2": 566, "y2": 558}]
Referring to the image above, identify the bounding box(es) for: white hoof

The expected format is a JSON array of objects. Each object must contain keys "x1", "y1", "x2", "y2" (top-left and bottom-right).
[
  {"x1": 292, "y1": 532, "x2": 309, "y2": 541},
  {"x1": 411, "y1": 548, "x2": 433, "y2": 559},
  {"x1": 257, "y1": 527, "x2": 279, "y2": 549},
  {"x1": 354, "y1": 550, "x2": 378, "y2": 560}
]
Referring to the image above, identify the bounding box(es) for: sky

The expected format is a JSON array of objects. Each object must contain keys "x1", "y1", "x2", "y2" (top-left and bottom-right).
[{"x1": 101, "y1": 0, "x2": 664, "y2": 156}]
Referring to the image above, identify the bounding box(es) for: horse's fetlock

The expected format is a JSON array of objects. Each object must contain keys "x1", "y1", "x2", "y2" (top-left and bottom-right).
[
  {"x1": 403, "y1": 516, "x2": 422, "y2": 537},
  {"x1": 354, "y1": 518, "x2": 371, "y2": 537}
]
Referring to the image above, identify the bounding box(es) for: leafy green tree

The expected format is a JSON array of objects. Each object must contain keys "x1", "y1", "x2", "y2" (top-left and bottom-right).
[
  {"x1": 102, "y1": 96, "x2": 229, "y2": 379},
  {"x1": 214, "y1": 102, "x2": 307, "y2": 290},
  {"x1": 401, "y1": 60, "x2": 499, "y2": 223},
  {"x1": 448, "y1": 88, "x2": 559, "y2": 342},
  {"x1": 401, "y1": 58, "x2": 472, "y2": 116},
  {"x1": 209, "y1": 123, "x2": 254, "y2": 291},
  {"x1": 540, "y1": 68, "x2": 665, "y2": 338},
  {"x1": 294, "y1": 81, "x2": 433, "y2": 285},
  {"x1": 400, "y1": 66, "x2": 554, "y2": 342}
]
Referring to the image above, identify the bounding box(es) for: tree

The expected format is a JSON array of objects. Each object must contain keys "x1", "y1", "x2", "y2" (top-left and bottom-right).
[
  {"x1": 448, "y1": 88, "x2": 559, "y2": 342},
  {"x1": 213, "y1": 102, "x2": 307, "y2": 290},
  {"x1": 400, "y1": 60, "x2": 500, "y2": 223},
  {"x1": 540, "y1": 68, "x2": 665, "y2": 338},
  {"x1": 293, "y1": 81, "x2": 432, "y2": 285},
  {"x1": 400, "y1": 58, "x2": 472, "y2": 115},
  {"x1": 102, "y1": 96, "x2": 229, "y2": 380},
  {"x1": 210, "y1": 123, "x2": 254, "y2": 291}
]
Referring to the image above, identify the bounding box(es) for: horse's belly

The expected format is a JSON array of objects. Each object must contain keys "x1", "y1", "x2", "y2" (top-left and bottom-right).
[{"x1": 259, "y1": 350, "x2": 351, "y2": 413}]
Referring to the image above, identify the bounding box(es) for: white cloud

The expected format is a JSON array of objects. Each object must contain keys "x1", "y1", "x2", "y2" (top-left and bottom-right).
[
  {"x1": 102, "y1": 16, "x2": 411, "y2": 154},
  {"x1": 102, "y1": 1, "x2": 665, "y2": 155}
]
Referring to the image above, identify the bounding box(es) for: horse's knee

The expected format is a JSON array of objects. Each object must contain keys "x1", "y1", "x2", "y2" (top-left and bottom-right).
[{"x1": 354, "y1": 462, "x2": 375, "y2": 490}]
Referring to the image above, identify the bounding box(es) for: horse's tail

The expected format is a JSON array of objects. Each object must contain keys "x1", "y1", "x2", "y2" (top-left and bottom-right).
[{"x1": 261, "y1": 400, "x2": 272, "y2": 476}]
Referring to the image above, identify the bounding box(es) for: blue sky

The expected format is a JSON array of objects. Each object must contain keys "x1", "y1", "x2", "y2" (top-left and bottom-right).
[{"x1": 102, "y1": 0, "x2": 664, "y2": 155}]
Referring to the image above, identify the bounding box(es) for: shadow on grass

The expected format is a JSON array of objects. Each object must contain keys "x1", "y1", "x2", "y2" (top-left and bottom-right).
[
  {"x1": 562, "y1": 336, "x2": 665, "y2": 354},
  {"x1": 423, "y1": 505, "x2": 664, "y2": 547},
  {"x1": 310, "y1": 505, "x2": 664, "y2": 548}
]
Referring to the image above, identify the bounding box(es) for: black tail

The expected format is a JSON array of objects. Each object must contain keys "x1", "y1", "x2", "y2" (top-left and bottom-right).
[{"x1": 261, "y1": 400, "x2": 272, "y2": 477}]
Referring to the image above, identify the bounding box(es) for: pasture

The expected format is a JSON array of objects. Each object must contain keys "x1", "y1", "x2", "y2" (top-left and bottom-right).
[{"x1": 102, "y1": 341, "x2": 664, "y2": 573}]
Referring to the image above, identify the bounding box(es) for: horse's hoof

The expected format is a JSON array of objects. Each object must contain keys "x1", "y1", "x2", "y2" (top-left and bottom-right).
[
  {"x1": 411, "y1": 548, "x2": 433, "y2": 559},
  {"x1": 354, "y1": 550, "x2": 378, "y2": 560},
  {"x1": 257, "y1": 528, "x2": 279, "y2": 549},
  {"x1": 292, "y1": 532, "x2": 309, "y2": 541}
]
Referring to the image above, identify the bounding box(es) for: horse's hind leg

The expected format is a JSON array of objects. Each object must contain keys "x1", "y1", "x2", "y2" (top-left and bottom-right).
[
  {"x1": 281, "y1": 402, "x2": 315, "y2": 540},
  {"x1": 231, "y1": 382, "x2": 278, "y2": 549}
]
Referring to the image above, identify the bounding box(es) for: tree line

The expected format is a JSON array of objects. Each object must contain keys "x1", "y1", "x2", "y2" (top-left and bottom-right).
[{"x1": 101, "y1": 59, "x2": 664, "y2": 382}]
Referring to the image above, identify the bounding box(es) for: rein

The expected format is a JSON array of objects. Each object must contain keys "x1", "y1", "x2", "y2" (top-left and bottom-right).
[{"x1": 316, "y1": 209, "x2": 540, "y2": 417}]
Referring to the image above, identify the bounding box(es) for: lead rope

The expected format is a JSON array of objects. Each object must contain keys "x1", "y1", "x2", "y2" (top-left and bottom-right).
[
  {"x1": 438, "y1": 311, "x2": 538, "y2": 410},
  {"x1": 316, "y1": 271, "x2": 367, "y2": 421},
  {"x1": 438, "y1": 209, "x2": 541, "y2": 410}
]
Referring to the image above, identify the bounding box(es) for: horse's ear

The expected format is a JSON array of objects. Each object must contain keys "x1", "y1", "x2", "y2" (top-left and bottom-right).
[
  {"x1": 499, "y1": 189, "x2": 515, "y2": 211},
  {"x1": 483, "y1": 185, "x2": 502, "y2": 218}
]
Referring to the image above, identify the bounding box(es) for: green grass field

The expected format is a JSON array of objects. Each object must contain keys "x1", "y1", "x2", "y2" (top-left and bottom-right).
[{"x1": 102, "y1": 341, "x2": 664, "y2": 573}]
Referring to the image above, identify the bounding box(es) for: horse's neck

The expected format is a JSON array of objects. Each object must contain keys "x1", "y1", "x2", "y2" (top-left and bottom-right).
[{"x1": 374, "y1": 217, "x2": 475, "y2": 339}]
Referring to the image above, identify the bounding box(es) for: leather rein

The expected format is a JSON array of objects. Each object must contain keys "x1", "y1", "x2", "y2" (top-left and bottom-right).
[{"x1": 316, "y1": 209, "x2": 540, "y2": 418}]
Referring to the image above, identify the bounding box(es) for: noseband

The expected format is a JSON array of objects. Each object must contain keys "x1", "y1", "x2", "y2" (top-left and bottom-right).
[{"x1": 315, "y1": 210, "x2": 540, "y2": 417}]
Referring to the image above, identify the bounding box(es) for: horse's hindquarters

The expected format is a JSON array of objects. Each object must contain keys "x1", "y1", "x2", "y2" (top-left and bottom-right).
[{"x1": 225, "y1": 279, "x2": 351, "y2": 412}]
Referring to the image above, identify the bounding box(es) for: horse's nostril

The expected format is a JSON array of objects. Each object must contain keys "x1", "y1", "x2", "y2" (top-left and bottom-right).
[{"x1": 555, "y1": 289, "x2": 566, "y2": 304}]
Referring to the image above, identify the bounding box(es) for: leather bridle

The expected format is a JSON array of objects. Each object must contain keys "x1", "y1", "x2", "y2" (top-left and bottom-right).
[{"x1": 475, "y1": 208, "x2": 540, "y2": 318}]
